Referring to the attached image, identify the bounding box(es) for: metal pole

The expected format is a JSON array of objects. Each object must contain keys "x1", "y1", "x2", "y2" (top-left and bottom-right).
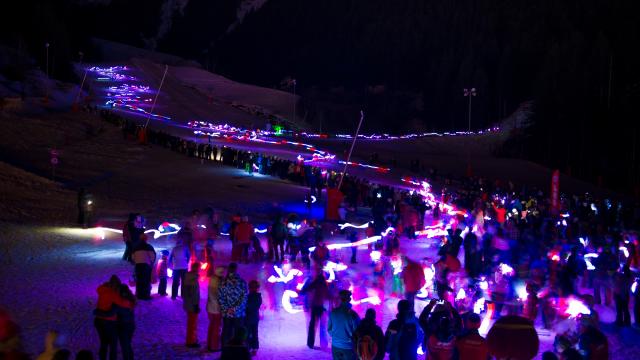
[
  {"x1": 45, "y1": 43, "x2": 49, "y2": 101},
  {"x1": 74, "y1": 69, "x2": 88, "y2": 108},
  {"x1": 144, "y1": 64, "x2": 168, "y2": 129},
  {"x1": 293, "y1": 79, "x2": 296, "y2": 124},
  {"x1": 468, "y1": 94, "x2": 472, "y2": 132},
  {"x1": 45, "y1": 43, "x2": 49, "y2": 79},
  {"x1": 338, "y1": 110, "x2": 364, "y2": 189}
]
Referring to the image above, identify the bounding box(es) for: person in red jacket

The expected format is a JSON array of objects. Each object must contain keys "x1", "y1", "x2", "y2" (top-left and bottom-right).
[
  {"x1": 234, "y1": 216, "x2": 254, "y2": 263},
  {"x1": 454, "y1": 313, "x2": 489, "y2": 360},
  {"x1": 94, "y1": 275, "x2": 131, "y2": 360},
  {"x1": 492, "y1": 203, "x2": 506, "y2": 226},
  {"x1": 403, "y1": 259, "x2": 426, "y2": 309},
  {"x1": 427, "y1": 316, "x2": 456, "y2": 360}
]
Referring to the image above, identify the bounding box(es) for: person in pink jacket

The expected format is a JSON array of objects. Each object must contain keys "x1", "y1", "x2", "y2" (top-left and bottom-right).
[{"x1": 207, "y1": 266, "x2": 225, "y2": 352}]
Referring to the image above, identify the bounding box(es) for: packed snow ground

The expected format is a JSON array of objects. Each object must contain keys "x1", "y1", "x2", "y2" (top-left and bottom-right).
[{"x1": 2, "y1": 213, "x2": 640, "y2": 359}]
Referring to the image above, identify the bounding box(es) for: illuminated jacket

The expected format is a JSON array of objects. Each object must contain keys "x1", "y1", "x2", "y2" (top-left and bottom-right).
[{"x1": 218, "y1": 273, "x2": 248, "y2": 318}]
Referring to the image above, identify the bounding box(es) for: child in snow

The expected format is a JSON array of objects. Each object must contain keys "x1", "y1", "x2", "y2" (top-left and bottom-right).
[
  {"x1": 246, "y1": 280, "x2": 263, "y2": 356},
  {"x1": 157, "y1": 250, "x2": 169, "y2": 296}
]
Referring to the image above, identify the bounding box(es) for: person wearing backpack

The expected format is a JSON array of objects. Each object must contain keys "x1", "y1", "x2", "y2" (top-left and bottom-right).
[
  {"x1": 385, "y1": 299, "x2": 424, "y2": 360},
  {"x1": 354, "y1": 309, "x2": 385, "y2": 360}
]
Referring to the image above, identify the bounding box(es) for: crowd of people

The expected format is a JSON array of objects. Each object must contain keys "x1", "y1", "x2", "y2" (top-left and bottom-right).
[
  {"x1": 93, "y1": 110, "x2": 640, "y2": 359},
  {"x1": 4, "y1": 109, "x2": 640, "y2": 360}
]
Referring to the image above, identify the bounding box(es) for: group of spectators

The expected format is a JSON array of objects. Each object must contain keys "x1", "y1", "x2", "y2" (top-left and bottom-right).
[{"x1": 9, "y1": 108, "x2": 635, "y2": 360}]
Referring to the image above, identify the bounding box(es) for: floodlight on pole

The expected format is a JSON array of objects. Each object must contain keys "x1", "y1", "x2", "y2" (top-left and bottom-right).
[{"x1": 464, "y1": 87, "x2": 477, "y2": 132}]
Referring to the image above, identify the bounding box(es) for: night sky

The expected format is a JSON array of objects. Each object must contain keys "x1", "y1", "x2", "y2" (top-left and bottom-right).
[{"x1": 2, "y1": 0, "x2": 640, "y2": 192}]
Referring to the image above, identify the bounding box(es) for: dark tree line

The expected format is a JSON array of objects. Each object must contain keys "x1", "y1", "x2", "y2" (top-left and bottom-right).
[
  {"x1": 210, "y1": 0, "x2": 640, "y2": 192},
  {"x1": 2, "y1": 0, "x2": 640, "y2": 193}
]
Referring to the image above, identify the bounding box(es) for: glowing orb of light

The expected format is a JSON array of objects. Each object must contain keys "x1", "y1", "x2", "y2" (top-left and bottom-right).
[
  {"x1": 370, "y1": 250, "x2": 382, "y2": 262},
  {"x1": 619, "y1": 246, "x2": 629, "y2": 258},
  {"x1": 391, "y1": 256, "x2": 403, "y2": 275},
  {"x1": 282, "y1": 290, "x2": 303, "y2": 314},
  {"x1": 499, "y1": 263, "x2": 515, "y2": 276},
  {"x1": 473, "y1": 298, "x2": 485, "y2": 314},
  {"x1": 515, "y1": 283, "x2": 528, "y2": 301},
  {"x1": 479, "y1": 277, "x2": 488, "y2": 291},
  {"x1": 565, "y1": 297, "x2": 591, "y2": 318}
]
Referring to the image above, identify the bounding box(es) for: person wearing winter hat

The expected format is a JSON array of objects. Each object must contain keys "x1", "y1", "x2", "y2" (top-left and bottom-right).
[
  {"x1": 328, "y1": 290, "x2": 360, "y2": 360},
  {"x1": 207, "y1": 266, "x2": 225, "y2": 352},
  {"x1": 454, "y1": 313, "x2": 489, "y2": 360}
]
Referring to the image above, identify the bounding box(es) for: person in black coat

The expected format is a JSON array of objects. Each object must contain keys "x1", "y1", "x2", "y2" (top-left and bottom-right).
[
  {"x1": 246, "y1": 280, "x2": 262, "y2": 355},
  {"x1": 132, "y1": 235, "x2": 156, "y2": 300},
  {"x1": 220, "y1": 327, "x2": 251, "y2": 360},
  {"x1": 115, "y1": 284, "x2": 136, "y2": 360}
]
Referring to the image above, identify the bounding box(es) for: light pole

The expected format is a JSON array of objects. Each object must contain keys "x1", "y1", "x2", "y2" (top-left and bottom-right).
[
  {"x1": 463, "y1": 87, "x2": 476, "y2": 132},
  {"x1": 45, "y1": 43, "x2": 50, "y2": 102},
  {"x1": 292, "y1": 79, "x2": 297, "y2": 124},
  {"x1": 45, "y1": 43, "x2": 49, "y2": 78}
]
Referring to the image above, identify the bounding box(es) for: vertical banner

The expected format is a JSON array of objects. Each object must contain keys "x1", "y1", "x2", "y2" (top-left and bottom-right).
[{"x1": 551, "y1": 169, "x2": 560, "y2": 214}]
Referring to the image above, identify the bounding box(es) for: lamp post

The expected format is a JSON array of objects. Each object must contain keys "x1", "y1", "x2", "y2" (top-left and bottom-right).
[
  {"x1": 44, "y1": 43, "x2": 50, "y2": 102},
  {"x1": 45, "y1": 43, "x2": 50, "y2": 78},
  {"x1": 292, "y1": 79, "x2": 297, "y2": 124},
  {"x1": 463, "y1": 87, "x2": 476, "y2": 132}
]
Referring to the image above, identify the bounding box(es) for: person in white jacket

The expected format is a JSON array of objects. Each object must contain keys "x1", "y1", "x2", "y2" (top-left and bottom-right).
[{"x1": 169, "y1": 234, "x2": 191, "y2": 300}]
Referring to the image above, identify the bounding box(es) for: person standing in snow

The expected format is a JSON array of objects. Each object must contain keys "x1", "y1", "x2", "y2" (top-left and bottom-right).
[
  {"x1": 301, "y1": 269, "x2": 330, "y2": 349},
  {"x1": 385, "y1": 299, "x2": 424, "y2": 360},
  {"x1": 207, "y1": 266, "x2": 225, "y2": 352},
  {"x1": 353, "y1": 309, "x2": 385, "y2": 360},
  {"x1": 183, "y1": 262, "x2": 201, "y2": 348},
  {"x1": 94, "y1": 275, "x2": 130, "y2": 360},
  {"x1": 115, "y1": 284, "x2": 136, "y2": 360},
  {"x1": 246, "y1": 280, "x2": 262, "y2": 356},
  {"x1": 234, "y1": 216, "x2": 254, "y2": 263},
  {"x1": 170, "y1": 234, "x2": 191, "y2": 300},
  {"x1": 218, "y1": 263, "x2": 248, "y2": 346},
  {"x1": 132, "y1": 235, "x2": 156, "y2": 300},
  {"x1": 156, "y1": 250, "x2": 169, "y2": 296},
  {"x1": 402, "y1": 259, "x2": 426, "y2": 309},
  {"x1": 328, "y1": 290, "x2": 360, "y2": 360}
]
